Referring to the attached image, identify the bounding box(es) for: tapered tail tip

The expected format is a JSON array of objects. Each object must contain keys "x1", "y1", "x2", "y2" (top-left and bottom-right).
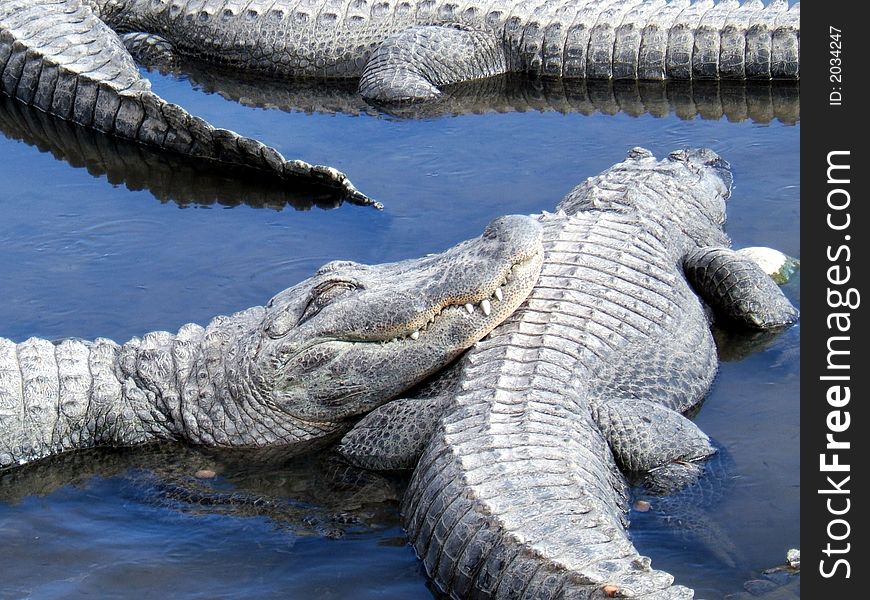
[{"x1": 345, "y1": 187, "x2": 384, "y2": 210}]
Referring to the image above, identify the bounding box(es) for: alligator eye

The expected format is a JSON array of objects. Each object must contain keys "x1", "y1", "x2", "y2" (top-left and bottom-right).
[
  {"x1": 316, "y1": 260, "x2": 363, "y2": 275},
  {"x1": 298, "y1": 281, "x2": 358, "y2": 324}
]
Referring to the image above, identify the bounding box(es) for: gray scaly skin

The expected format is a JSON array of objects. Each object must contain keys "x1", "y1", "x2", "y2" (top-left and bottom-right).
[
  {"x1": 84, "y1": 0, "x2": 800, "y2": 103},
  {"x1": 0, "y1": 215, "x2": 544, "y2": 469},
  {"x1": 340, "y1": 148, "x2": 798, "y2": 598},
  {"x1": 0, "y1": 0, "x2": 376, "y2": 207}
]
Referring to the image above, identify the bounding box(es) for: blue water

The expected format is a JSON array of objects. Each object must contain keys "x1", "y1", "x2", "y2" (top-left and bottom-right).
[{"x1": 0, "y1": 69, "x2": 798, "y2": 599}]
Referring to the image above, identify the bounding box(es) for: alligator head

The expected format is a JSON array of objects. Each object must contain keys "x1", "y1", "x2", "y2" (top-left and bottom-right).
[
  {"x1": 235, "y1": 215, "x2": 543, "y2": 429},
  {"x1": 558, "y1": 146, "x2": 734, "y2": 251},
  {"x1": 0, "y1": 215, "x2": 542, "y2": 468},
  {"x1": 662, "y1": 146, "x2": 734, "y2": 245}
]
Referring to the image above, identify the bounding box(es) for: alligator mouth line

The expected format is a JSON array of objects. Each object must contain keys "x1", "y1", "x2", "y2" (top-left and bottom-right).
[
  {"x1": 375, "y1": 250, "x2": 541, "y2": 345},
  {"x1": 275, "y1": 247, "x2": 542, "y2": 363}
]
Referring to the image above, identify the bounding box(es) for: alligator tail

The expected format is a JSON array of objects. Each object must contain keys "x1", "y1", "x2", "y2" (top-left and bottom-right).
[
  {"x1": 402, "y1": 353, "x2": 694, "y2": 599},
  {"x1": 0, "y1": 0, "x2": 377, "y2": 207}
]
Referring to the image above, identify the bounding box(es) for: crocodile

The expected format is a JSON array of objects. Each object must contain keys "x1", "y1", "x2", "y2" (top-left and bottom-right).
[
  {"x1": 339, "y1": 148, "x2": 798, "y2": 598},
  {"x1": 0, "y1": 214, "x2": 544, "y2": 469},
  {"x1": 0, "y1": 0, "x2": 376, "y2": 207},
  {"x1": 82, "y1": 0, "x2": 800, "y2": 103}
]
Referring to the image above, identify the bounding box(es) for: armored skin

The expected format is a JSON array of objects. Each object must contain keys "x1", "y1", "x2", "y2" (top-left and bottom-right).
[
  {"x1": 340, "y1": 148, "x2": 798, "y2": 598},
  {"x1": 1, "y1": 148, "x2": 798, "y2": 597},
  {"x1": 84, "y1": 0, "x2": 800, "y2": 102}
]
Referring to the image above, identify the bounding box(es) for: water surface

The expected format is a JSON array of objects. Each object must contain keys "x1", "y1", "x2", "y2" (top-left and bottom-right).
[{"x1": 0, "y1": 70, "x2": 799, "y2": 599}]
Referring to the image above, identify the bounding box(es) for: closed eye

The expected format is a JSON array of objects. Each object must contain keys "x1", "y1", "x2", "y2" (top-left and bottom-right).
[{"x1": 298, "y1": 280, "x2": 358, "y2": 324}]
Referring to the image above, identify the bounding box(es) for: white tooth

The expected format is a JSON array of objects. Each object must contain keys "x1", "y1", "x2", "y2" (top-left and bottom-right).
[
  {"x1": 494, "y1": 288, "x2": 503, "y2": 302},
  {"x1": 465, "y1": 303, "x2": 474, "y2": 314},
  {"x1": 410, "y1": 330, "x2": 420, "y2": 340},
  {"x1": 481, "y1": 298, "x2": 492, "y2": 316}
]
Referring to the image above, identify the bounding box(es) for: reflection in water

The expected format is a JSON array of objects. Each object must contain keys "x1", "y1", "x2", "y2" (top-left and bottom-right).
[
  {"x1": 175, "y1": 65, "x2": 799, "y2": 125},
  {"x1": 0, "y1": 442, "x2": 406, "y2": 537},
  {"x1": 1, "y1": 76, "x2": 798, "y2": 212},
  {"x1": 0, "y1": 95, "x2": 356, "y2": 211},
  {"x1": 714, "y1": 324, "x2": 795, "y2": 363},
  {"x1": 631, "y1": 449, "x2": 742, "y2": 570},
  {"x1": 0, "y1": 443, "x2": 426, "y2": 598}
]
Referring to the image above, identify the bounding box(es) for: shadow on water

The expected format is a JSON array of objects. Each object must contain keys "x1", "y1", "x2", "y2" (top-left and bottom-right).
[
  {"x1": 0, "y1": 443, "x2": 427, "y2": 599},
  {"x1": 0, "y1": 440, "x2": 409, "y2": 535},
  {"x1": 0, "y1": 94, "x2": 356, "y2": 211},
  {"x1": 173, "y1": 63, "x2": 799, "y2": 125}
]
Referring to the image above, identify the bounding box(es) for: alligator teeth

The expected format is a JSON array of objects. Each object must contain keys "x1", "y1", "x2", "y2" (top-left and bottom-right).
[
  {"x1": 494, "y1": 288, "x2": 503, "y2": 302},
  {"x1": 465, "y1": 303, "x2": 474, "y2": 314},
  {"x1": 480, "y1": 299, "x2": 492, "y2": 316},
  {"x1": 410, "y1": 330, "x2": 420, "y2": 340}
]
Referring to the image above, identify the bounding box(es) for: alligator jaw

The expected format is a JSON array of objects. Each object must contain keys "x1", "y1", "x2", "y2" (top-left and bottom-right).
[
  {"x1": 348, "y1": 251, "x2": 542, "y2": 346},
  {"x1": 247, "y1": 215, "x2": 544, "y2": 424}
]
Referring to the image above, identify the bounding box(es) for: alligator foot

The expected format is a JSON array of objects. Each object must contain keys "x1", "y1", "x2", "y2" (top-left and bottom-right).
[
  {"x1": 594, "y1": 398, "x2": 716, "y2": 494},
  {"x1": 359, "y1": 25, "x2": 507, "y2": 103},
  {"x1": 684, "y1": 246, "x2": 799, "y2": 328},
  {"x1": 120, "y1": 32, "x2": 179, "y2": 72},
  {"x1": 338, "y1": 394, "x2": 451, "y2": 470}
]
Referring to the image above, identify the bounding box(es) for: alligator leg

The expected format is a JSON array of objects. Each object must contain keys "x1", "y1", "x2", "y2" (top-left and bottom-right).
[
  {"x1": 358, "y1": 26, "x2": 507, "y2": 103},
  {"x1": 684, "y1": 246, "x2": 799, "y2": 328},
  {"x1": 592, "y1": 398, "x2": 715, "y2": 494},
  {"x1": 338, "y1": 394, "x2": 451, "y2": 470},
  {"x1": 120, "y1": 32, "x2": 179, "y2": 71}
]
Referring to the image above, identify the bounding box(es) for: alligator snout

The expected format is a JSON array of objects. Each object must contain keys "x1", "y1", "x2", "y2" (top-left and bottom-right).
[
  {"x1": 712, "y1": 160, "x2": 734, "y2": 200},
  {"x1": 671, "y1": 148, "x2": 733, "y2": 193},
  {"x1": 478, "y1": 214, "x2": 542, "y2": 261}
]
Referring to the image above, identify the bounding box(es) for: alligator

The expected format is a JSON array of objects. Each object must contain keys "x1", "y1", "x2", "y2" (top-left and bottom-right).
[
  {"x1": 82, "y1": 0, "x2": 800, "y2": 103},
  {"x1": 0, "y1": 0, "x2": 376, "y2": 207},
  {"x1": 0, "y1": 214, "x2": 543, "y2": 469},
  {"x1": 338, "y1": 147, "x2": 798, "y2": 598},
  {"x1": 0, "y1": 147, "x2": 798, "y2": 597}
]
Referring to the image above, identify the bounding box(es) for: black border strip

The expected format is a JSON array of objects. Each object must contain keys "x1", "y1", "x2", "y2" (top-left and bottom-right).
[{"x1": 802, "y1": 1, "x2": 866, "y2": 596}]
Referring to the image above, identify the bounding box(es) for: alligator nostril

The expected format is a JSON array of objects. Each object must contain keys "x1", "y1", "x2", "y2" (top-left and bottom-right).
[
  {"x1": 714, "y1": 166, "x2": 734, "y2": 198},
  {"x1": 482, "y1": 216, "x2": 508, "y2": 240},
  {"x1": 482, "y1": 215, "x2": 540, "y2": 245}
]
